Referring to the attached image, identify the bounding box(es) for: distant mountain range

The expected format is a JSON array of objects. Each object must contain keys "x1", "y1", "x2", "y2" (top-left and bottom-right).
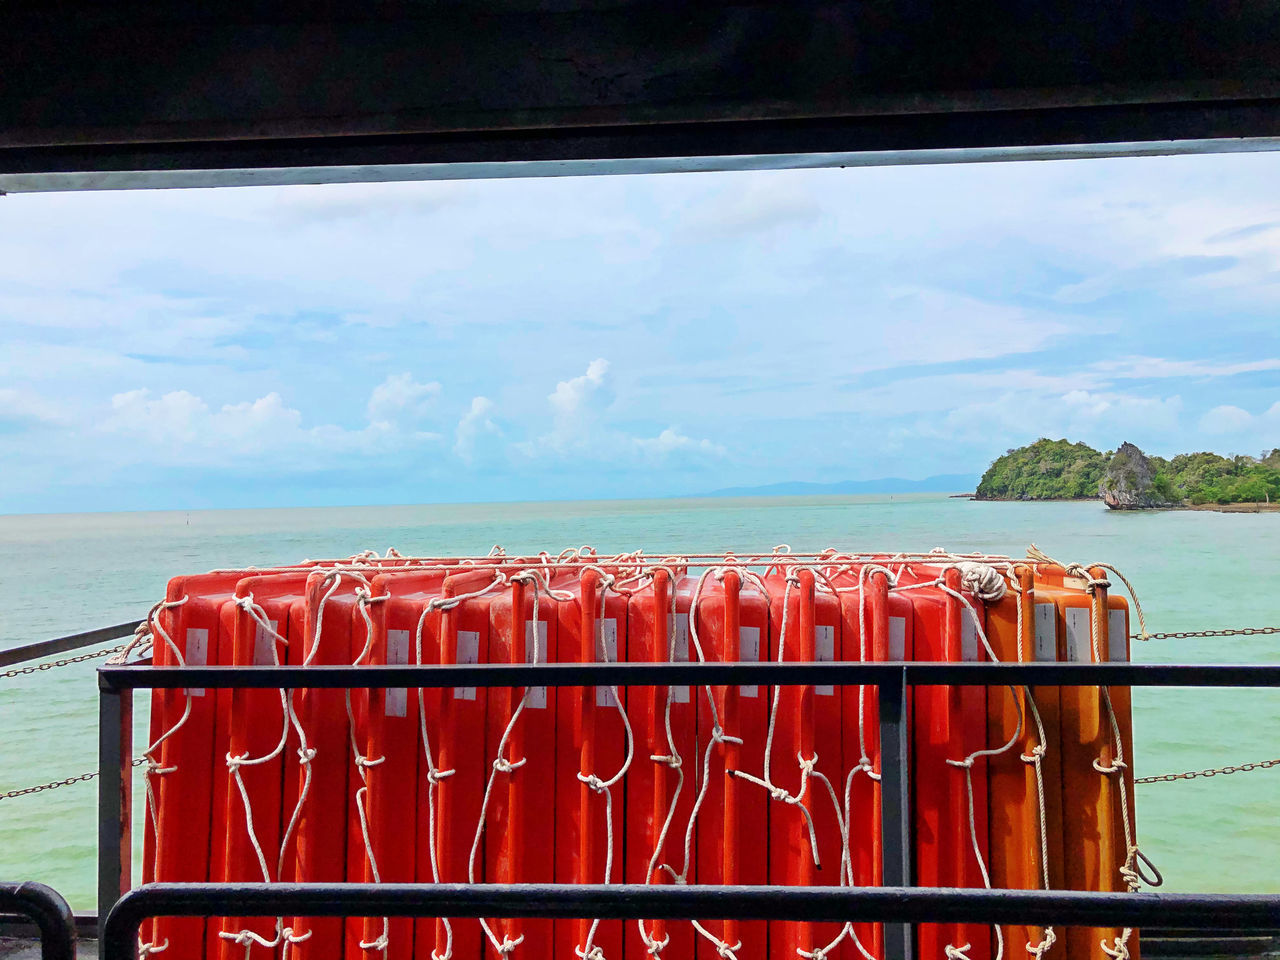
[{"x1": 695, "y1": 474, "x2": 978, "y2": 498}]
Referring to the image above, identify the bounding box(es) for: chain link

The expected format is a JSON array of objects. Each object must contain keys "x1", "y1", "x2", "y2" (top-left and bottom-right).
[
  {"x1": 1134, "y1": 626, "x2": 1280, "y2": 641},
  {"x1": 1137, "y1": 757, "x2": 1280, "y2": 784},
  {"x1": 1, "y1": 642, "x2": 128, "y2": 679},
  {"x1": 0, "y1": 757, "x2": 146, "y2": 801}
]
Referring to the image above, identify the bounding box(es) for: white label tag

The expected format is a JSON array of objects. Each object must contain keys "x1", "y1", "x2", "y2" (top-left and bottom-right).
[
  {"x1": 815, "y1": 624, "x2": 835, "y2": 695},
  {"x1": 1034, "y1": 604, "x2": 1057, "y2": 662},
  {"x1": 454, "y1": 630, "x2": 479, "y2": 700},
  {"x1": 669, "y1": 613, "x2": 690, "y2": 704},
  {"x1": 1108, "y1": 609, "x2": 1129, "y2": 663},
  {"x1": 253, "y1": 620, "x2": 279, "y2": 666},
  {"x1": 738, "y1": 626, "x2": 760, "y2": 697},
  {"x1": 525, "y1": 620, "x2": 549, "y2": 709},
  {"x1": 185, "y1": 627, "x2": 208, "y2": 696},
  {"x1": 961, "y1": 611, "x2": 979, "y2": 662},
  {"x1": 1064, "y1": 608, "x2": 1092, "y2": 663},
  {"x1": 386, "y1": 629, "x2": 409, "y2": 717},
  {"x1": 595, "y1": 619, "x2": 619, "y2": 707},
  {"x1": 888, "y1": 617, "x2": 906, "y2": 661}
]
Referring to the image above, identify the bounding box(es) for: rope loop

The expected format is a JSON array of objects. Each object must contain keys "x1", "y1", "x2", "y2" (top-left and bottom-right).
[
  {"x1": 358, "y1": 934, "x2": 389, "y2": 952},
  {"x1": 944, "y1": 943, "x2": 973, "y2": 960},
  {"x1": 426, "y1": 766, "x2": 456, "y2": 784},
  {"x1": 649, "y1": 753, "x2": 681, "y2": 768},
  {"x1": 645, "y1": 933, "x2": 670, "y2": 955},
  {"x1": 496, "y1": 934, "x2": 525, "y2": 956},
  {"x1": 137, "y1": 938, "x2": 170, "y2": 957},
  {"x1": 946, "y1": 756, "x2": 975, "y2": 770},
  {"x1": 714, "y1": 939, "x2": 742, "y2": 959},
  {"x1": 577, "y1": 771, "x2": 608, "y2": 793},
  {"x1": 1100, "y1": 935, "x2": 1131, "y2": 959},
  {"x1": 225, "y1": 751, "x2": 250, "y2": 773},
  {"x1": 710, "y1": 725, "x2": 743, "y2": 746},
  {"x1": 218, "y1": 928, "x2": 281, "y2": 949},
  {"x1": 355, "y1": 754, "x2": 386, "y2": 769},
  {"x1": 1021, "y1": 744, "x2": 1046, "y2": 764},
  {"x1": 1093, "y1": 757, "x2": 1127, "y2": 775},
  {"x1": 297, "y1": 747, "x2": 317, "y2": 764},
  {"x1": 493, "y1": 756, "x2": 527, "y2": 774},
  {"x1": 1026, "y1": 927, "x2": 1057, "y2": 959}
]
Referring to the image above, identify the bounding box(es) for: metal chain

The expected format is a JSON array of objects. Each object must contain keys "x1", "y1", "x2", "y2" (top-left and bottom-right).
[
  {"x1": 0, "y1": 757, "x2": 146, "y2": 801},
  {"x1": 1134, "y1": 626, "x2": 1280, "y2": 641},
  {"x1": 1, "y1": 643, "x2": 127, "y2": 679},
  {"x1": 1137, "y1": 757, "x2": 1280, "y2": 784}
]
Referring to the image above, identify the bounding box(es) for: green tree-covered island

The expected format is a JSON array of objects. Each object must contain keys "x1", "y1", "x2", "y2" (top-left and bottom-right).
[{"x1": 975, "y1": 438, "x2": 1280, "y2": 510}]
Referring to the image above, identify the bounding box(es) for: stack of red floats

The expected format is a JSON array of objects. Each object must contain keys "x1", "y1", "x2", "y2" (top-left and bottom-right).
[{"x1": 138, "y1": 548, "x2": 1144, "y2": 960}]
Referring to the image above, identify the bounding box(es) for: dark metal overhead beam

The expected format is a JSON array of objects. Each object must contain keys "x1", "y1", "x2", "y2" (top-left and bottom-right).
[{"x1": 4, "y1": 1, "x2": 1280, "y2": 190}]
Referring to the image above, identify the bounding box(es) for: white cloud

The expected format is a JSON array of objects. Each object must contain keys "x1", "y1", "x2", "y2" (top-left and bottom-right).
[
  {"x1": 550, "y1": 358, "x2": 609, "y2": 421},
  {"x1": 454, "y1": 396, "x2": 499, "y2": 462},
  {"x1": 108, "y1": 389, "x2": 210, "y2": 444},
  {"x1": 1199, "y1": 404, "x2": 1256, "y2": 434},
  {"x1": 367, "y1": 373, "x2": 441, "y2": 424},
  {"x1": 635, "y1": 427, "x2": 726, "y2": 460},
  {"x1": 519, "y1": 359, "x2": 724, "y2": 465},
  {"x1": 0, "y1": 387, "x2": 68, "y2": 428},
  {"x1": 1094, "y1": 356, "x2": 1280, "y2": 380},
  {"x1": 103, "y1": 386, "x2": 440, "y2": 468}
]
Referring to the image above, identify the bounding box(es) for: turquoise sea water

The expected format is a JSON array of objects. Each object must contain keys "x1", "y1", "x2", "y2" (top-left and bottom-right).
[{"x1": 1, "y1": 493, "x2": 1277, "y2": 910}]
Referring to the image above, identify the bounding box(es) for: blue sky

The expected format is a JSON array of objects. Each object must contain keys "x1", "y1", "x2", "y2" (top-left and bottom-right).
[{"x1": 2, "y1": 151, "x2": 1279, "y2": 513}]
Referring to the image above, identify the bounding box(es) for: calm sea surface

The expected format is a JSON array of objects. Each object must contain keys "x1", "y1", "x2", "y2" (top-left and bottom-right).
[{"x1": 1, "y1": 494, "x2": 1277, "y2": 908}]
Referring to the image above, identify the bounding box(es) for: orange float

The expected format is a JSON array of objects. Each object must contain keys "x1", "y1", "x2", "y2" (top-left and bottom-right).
[
  {"x1": 902, "y1": 565, "x2": 990, "y2": 960},
  {"x1": 286, "y1": 569, "x2": 363, "y2": 960},
  {"x1": 623, "y1": 568, "x2": 697, "y2": 960},
  {"x1": 832, "y1": 564, "x2": 913, "y2": 960},
  {"x1": 1033, "y1": 565, "x2": 1138, "y2": 960},
  {"x1": 214, "y1": 572, "x2": 309, "y2": 960},
  {"x1": 692, "y1": 570, "x2": 769, "y2": 960},
  {"x1": 982, "y1": 565, "x2": 1062, "y2": 956},
  {"x1": 484, "y1": 572, "x2": 559, "y2": 958},
  {"x1": 147, "y1": 572, "x2": 249, "y2": 960},
  {"x1": 553, "y1": 568, "x2": 632, "y2": 960},
  {"x1": 426, "y1": 566, "x2": 507, "y2": 960},
  {"x1": 764, "y1": 568, "x2": 844, "y2": 960},
  {"x1": 358, "y1": 568, "x2": 464, "y2": 960}
]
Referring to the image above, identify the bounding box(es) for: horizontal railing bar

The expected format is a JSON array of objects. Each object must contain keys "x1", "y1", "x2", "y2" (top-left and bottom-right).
[
  {"x1": 0, "y1": 621, "x2": 142, "y2": 668},
  {"x1": 102, "y1": 883, "x2": 1280, "y2": 960},
  {"x1": 98, "y1": 661, "x2": 1280, "y2": 690}
]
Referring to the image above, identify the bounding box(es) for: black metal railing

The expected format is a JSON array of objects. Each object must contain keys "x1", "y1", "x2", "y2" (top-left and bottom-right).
[
  {"x1": 0, "y1": 881, "x2": 77, "y2": 960},
  {"x1": 94, "y1": 658, "x2": 1280, "y2": 959}
]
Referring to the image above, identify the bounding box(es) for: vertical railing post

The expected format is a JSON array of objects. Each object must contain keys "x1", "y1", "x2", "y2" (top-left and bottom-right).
[
  {"x1": 879, "y1": 665, "x2": 913, "y2": 960},
  {"x1": 98, "y1": 676, "x2": 132, "y2": 940}
]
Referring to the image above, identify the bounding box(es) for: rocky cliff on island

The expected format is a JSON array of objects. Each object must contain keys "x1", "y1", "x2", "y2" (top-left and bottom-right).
[
  {"x1": 976, "y1": 438, "x2": 1280, "y2": 509},
  {"x1": 1098, "y1": 441, "x2": 1176, "y2": 509}
]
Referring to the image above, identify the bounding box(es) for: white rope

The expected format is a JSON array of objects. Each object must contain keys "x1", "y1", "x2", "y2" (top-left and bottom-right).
[
  {"x1": 469, "y1": 571, "x2": 571, "y2": 958},
  {"x1": 934, "y1": 578, "x2": 1026, "y2": 960},
  {"x1": 673, "y1": 568, "x2": 747, "y2": 960},
  {"x1": 637, "y1": 567, "x2": 689, "y2": 958},
  {"x1": 575, "y1": 570, "x2": 637, "y2": 960},
  {"x1": 219, "y1": 593, "x2": 294, "y2": 957},
  {"x1": 413, "y1": 573, "x2": 508, "y2": 960},
  {"x1": 733, "y1": 573, "x2": 822, "y2": 868},
  {"x1": 134, "y1": 594, "x2": 191, "y2": 960}
]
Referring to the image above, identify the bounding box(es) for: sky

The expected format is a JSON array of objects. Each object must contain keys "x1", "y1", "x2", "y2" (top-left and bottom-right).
[{"x1": 2, "y1": 151, "x2": 1279, "y2": 513}]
